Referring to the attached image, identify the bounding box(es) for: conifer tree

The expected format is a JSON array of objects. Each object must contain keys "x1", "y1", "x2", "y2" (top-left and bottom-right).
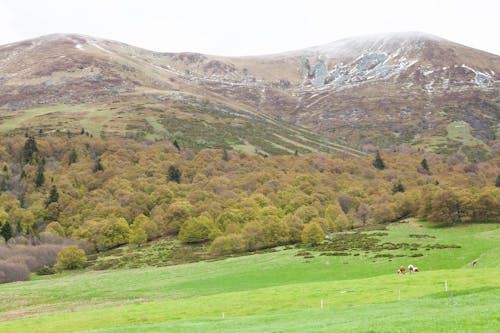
[
  {"x1": 372, "y1": 150, "x2": 385, "y2": 170},
  {"x1": 46, "y1": 184, "x2": 59, "y2": 207},
  {"x1": 68, "y1": 149, "x2": 78, "y2": 165},
  {"x1": 35, "y1": 162, "x2": 45, "y2": 187},
  {"x1": 496, "y1": 174, "x2": 500, "y2": 187},
  {"x1": 421, "y1": 158, "x2": 430, "y2": 173},
  {"x1": 392, "y1": 180, "x2": 405, "y2": 194},
  {"x1": 0, "y1": 222, "x2": 12, "y2": 241},
  {"x1": 167, "y1": 165, "x2": 181, "y2": 183},
  {"x1": 222, "y1": 149, "x2": 229, "y2": 161},
  {"x1": 22, "y1": 136, "x2": 39, "y2": 164},
  {"x1": 93, "y1": 158, "x2": 104, "y2": 173},
  {"x1": 173, "y1": 139, "x2": 181, "y2": 151}
]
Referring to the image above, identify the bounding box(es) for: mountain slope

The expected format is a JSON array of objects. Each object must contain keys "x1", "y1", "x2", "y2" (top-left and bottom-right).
[{"x1": 0, "y1": 32, "x2": 498, "y2": 157}]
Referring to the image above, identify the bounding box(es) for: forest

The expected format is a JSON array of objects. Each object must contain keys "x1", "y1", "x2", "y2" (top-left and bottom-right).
[{"x1": 0, "y1": 133, "x2": 499, "y2": 282}]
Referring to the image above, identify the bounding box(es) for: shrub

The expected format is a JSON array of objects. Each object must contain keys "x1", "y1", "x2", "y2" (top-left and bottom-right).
[
  {"x1": 0, "y1": 262, "x2": 30, "y2": 283},
  {"x1": 209, "y1": 234, "x2": 245, "y2": 255},
  {"x1": 55, "y1": 245, "x2": 87, "y2": 270}
]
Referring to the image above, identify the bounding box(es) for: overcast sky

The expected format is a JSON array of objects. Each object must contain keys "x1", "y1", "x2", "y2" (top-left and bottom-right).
[{"x1": 1, "y1": 0, "x2": 499, "y2": 56}]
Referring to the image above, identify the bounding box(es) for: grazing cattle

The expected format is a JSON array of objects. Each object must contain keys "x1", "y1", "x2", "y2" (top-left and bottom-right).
[
  {"x1": 472, "y1": 259, "x2": 478, "y2": 267},
  {"x1": 397, "y1": 266, "x2": 406, "y2": 274},
  {"x1": 408, "y1": 264, "x2": 414, "y2": 274},
  {"x1": 413, "y1": 267, "x2": 419, "y2": 272}
]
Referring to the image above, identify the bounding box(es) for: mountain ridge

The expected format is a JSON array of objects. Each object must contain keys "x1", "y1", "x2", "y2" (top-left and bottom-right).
[{"x1": 0, "y1": 32, "x2": 498, "y2": 158}]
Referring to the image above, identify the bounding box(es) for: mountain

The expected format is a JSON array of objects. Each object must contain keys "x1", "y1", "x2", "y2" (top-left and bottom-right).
[{"x1": 0, "y1": 32, "x2": 498, "y2": 158}]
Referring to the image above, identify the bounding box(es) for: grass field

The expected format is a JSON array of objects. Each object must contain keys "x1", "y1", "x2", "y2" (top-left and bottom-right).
[{"x1": 0, "y1": 221, "x2": 498, "y2": 332}]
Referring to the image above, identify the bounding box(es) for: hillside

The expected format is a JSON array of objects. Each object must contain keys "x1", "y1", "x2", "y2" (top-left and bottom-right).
[
  {"x1": 0, "y1": 222, "x2": 499, "y2": 332},
  {"x1": 0, "y1": 33, "x2": 499, "y2": 157}
]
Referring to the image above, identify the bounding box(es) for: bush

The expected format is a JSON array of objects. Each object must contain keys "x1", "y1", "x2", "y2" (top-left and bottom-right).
[
  {"x1": 36, "y1": 265, "x2": 57, "y2": 275},
  {"x1": 0, "y1": 262, "x2": 30, "y2": 283},
  {"x1": 209, "y1": 234, "x2": 245, "y2": 255},
  {"x1": 55, "y1": 245, "x2": 87, "y2": 270}
]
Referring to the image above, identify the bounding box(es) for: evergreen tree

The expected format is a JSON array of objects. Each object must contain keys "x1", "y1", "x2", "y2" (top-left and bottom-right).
[
  {"x1": 496, "y1": 174, "x2": 500, "y2": 187},
  {"x1": 22, "y1": 136, "x2": 39, "y2": 164},
  {"x1": 222, "y1": 149, "x2": 229, "y2": 162},
  {"x1": 93, "y1": 158, "x2": 104, "y2": 173},
  {"x1": 173, "y1": 139, "x2": 181, "y2": 151},
  {"x1": 294, "y1": 149, "x2": 299, "y2": 156},
  {"x1": 421, "y1": 158, "x2": 430, "y2": 173},
  {"x1": 392, "y1": 180, "x2": 405, "y2": 194},
  {"x1": 167, "y1": 165, "x2": 181, "y2": 183},
  {"x1": 0, "y1": 222, "x2": 12, "y2": 241},
  {"x1": 35, "y1": 162, "x2": 45, "y2": 187},
  {"x1": 46, "y1": 185, "x2": 59, "y2": 207},
  {"x1": 372, "y1": 150, "x2": 385, "y2": 170},
  {"x1": 68, "y1": 149, "x2": 78, "y2": 165},
  {"x1": 80, "y1": 128, "x2": 85, "y2": 135}
]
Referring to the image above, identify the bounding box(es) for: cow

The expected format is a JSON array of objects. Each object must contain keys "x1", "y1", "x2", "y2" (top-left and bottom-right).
[
  {"x1": 408, "y1": 264, "x2": 415, "y2": 274},
  {"x1": 397, "y1": 266, "x2": 406, "y2": 274},
  {"x1": 472, "y1": 259, "x2": 478, "y2": 267}
]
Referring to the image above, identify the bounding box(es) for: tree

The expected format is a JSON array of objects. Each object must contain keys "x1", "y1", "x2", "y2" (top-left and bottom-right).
[
  {"x1": 131, "y1": 214, "x2": 158, "y2": 240},
  {"x1": 68, "y1": 149, "x2": 78, "y2": 165},
  {"x1": 22, "y1": 136, "x2": 38, "y2": 164},
  {"x1": 35, "y1": 162, "x2": 45, "y2": 187},
  {"x1": 209, "y1": 234, "x2": 245, "y2": 255},
  {"x1": 338, "y1": 194, "x2": 351, "y2": 214},
  {"x1": 173, "y1": 139, "x2": 181, "y2": 151},
  {"x1": 129, "y1": 224, "x2": 148, "y2": 246},
  {"x1": 372, "y1": 150, "x2": 385, "y2": 170},
  {"x1": 167, "y1": 165, "x2": 181, "y2": 183},
  {"x1": 179, "y1": 216, "x2": 215, "y2": 243},
  {"x1": 301, "y1": 222, "x2": 324, "y2": 245},
  {"x1": 55, "y1": 245, "x2": 87, "y2": 270},
  {"x1": 421, "y1": 158, "x2": 430, "y2": 173},
  {"x1": 45, "y1": 185, "x2": 59, "y2": 207},
  {"x1": 45, "y1": 221, "x2": 65, "y2": 236},
  {"x1": 357, "y1": 203, "x2": 371, "y2": 226},
  {"x1": 222, "y1": 149, "x2": 229, "y2": 161},
  {"x1": 392, "y1": 180, "x2": 405, "y2": 194},
  {"x1": 0, "y1": 222, "x2": 12, "y2": 242},
  {"x1": 93, "y1": 158, "x2": 104, "y2": 173},
  {"x1": 496, "y1": 175, "x2": 500, "y2": 187}
]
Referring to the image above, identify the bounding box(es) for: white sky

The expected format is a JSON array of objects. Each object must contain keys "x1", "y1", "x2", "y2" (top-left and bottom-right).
[{"x1": 1, "y1": 0, "x2": 499, "y2": 56}]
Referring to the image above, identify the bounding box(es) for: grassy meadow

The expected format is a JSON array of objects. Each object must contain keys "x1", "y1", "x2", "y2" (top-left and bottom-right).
[{"x1": 0, "y1": 221, "x2": 498, "y2": 332}]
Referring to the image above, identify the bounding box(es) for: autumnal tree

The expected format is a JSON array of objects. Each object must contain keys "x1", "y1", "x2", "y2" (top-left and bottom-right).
[
  {"x1": 129, "y1": 223, "x2": 147, "y2": 246},
  {"x1": 301, "y1": 222, "x2": 324, "y2": 244},
  {"x1": 428, "y1": 189, "x2": 466, "y2": 224},
  {"x1": 55, "y1": 245, "x2": 87, "y2": 270},
  {"x1": 131, "y1": 214, "x2": 159, "y2": 240},
  {"x1": 357, "y1": 203, "x2": 371, "y2": 226},
  {"x1": 179, "y1": 216, "x2": 215, "y2": 243},
  {"x1": 209, "y1": 234, "x2": 245, "y2": 255},
  {"x1": 45, "y1": 221, "x2": 65, "y2": 236}
]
